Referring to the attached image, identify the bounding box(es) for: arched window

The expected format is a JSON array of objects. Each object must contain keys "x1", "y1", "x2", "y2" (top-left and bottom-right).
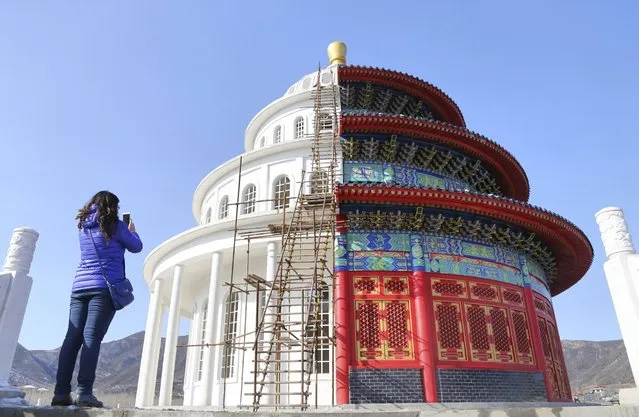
[
  {"x1": 205, "y1": 207, "x2": 212, "y2": 224},
  {"x1": 218, "y1": 196, "x2": 229, "y2": 219},
  {"x1": 221, "y1": 292, "x2": 240, "y2": 379},
  {"x1": 273, "y1": 126, "x2": 282, "y2": 144},
  {"x1": 260, "y1": 136, "x2": 265, "y2": 148},
  {"x1": 242, "y1": 184, "x2": 257, "y2": 214},
  {"x1": 197, "y1": 300, "x2": 208, "y2": 381},
  {"x1": 294, "y1": 117, "x2": 305, "y2": 139},
  {"x1": 310, "y1": 171, "x2": 329, "y2": 194},
  {"x1": 319, "y1": 113, "x2": 333, "y2": 131},
  {"x1": 304, "y1": 282, "x2": 330, "y2": 374},
  {"x1": 273, "y1": 175, "x2": 291, "y2": 210}
]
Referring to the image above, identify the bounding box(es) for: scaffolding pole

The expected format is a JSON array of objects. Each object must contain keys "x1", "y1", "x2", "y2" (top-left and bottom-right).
[{"x1": 183, "y1": 65, "x2": 341, "y2": 412}]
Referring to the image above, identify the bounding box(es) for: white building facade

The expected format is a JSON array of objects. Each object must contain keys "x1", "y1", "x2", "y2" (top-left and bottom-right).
[{"x1": 135, "y1": 64, "x2": 339, "y2": 409}]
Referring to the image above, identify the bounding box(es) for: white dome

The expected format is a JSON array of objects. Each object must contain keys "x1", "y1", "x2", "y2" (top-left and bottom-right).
[
  {"x1": 244, "y1": 65, "x2": 337, "y2": 152},
  {"x1": 283, "y1": 66, "x2": 337, "y2": 97}
]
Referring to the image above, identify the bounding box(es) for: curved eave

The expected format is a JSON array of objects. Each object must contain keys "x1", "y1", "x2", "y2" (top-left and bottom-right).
[
  {"x1": 341, "y1": 114, "x2": 530, "y2": 202},
  {"x1": 338, "y1": 65, "x2": 466, "y2": 128},
  {"x1": 192, "y1": 139, "x2": 311, "y2": 221},
  {"x1": 144, "y1": 212, "x2": 288, "y2": 284},
  {"x1": 335, "y1": 184, "x2": 594, "y2": 297}
]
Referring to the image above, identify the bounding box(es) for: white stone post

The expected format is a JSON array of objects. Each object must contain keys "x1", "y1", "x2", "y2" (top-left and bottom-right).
[
  {"x1": 202, "y1": 252, "x2": 221, "y2": 405},
  {"x1": 0, "y1": 228, "x2": 38, "y2": 406},
  {"x1": 158, "y1": 265, "x2": 183, "y2": 406},
  {"x1": 135, "y1": 278, "x2": 165, "y2": 407},
  {"x1": 596, "y1": 207, "x2": 639, "y2": 405}
]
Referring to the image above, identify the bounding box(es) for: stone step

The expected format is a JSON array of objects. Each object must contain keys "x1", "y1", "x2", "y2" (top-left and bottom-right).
[{"x1": 0, "y1": 402, "x2": 632, "y2": 417}]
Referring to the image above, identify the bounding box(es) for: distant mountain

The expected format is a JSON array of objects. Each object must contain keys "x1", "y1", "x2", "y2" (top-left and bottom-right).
[
  {"x1": 11, "y1": 333, "x2": 635, "y2": 401},
  {"x1": 10, "y1": 331, "x2": 187, "y2": 398},
  {"x1": 562, "y1": 339, "x2": 634, "y2": 391}
]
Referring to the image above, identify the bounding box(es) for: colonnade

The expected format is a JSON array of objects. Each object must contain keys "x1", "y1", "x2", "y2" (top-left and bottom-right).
[{"x1": 135, "y1": 242, "x2": 278, "y2": 408}]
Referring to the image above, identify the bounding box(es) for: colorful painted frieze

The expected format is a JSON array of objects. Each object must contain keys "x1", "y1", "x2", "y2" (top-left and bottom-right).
[
  {"x1": 347, "y1": 232, "x2": 410, "y2": 252},
  {"x1": 527, "y1": 258, "x2": 548, "y2": 286},
  {"x1": 426, "y1": 253, "x2": 524, "y2": 286},
  {"x1": 424, "y1": 234, "x2": 520, "y2": 269},
  {"x1": 344, "y1": 161, "x2": 473, "y2": 192},
  {"x1": 529, "y1": 276, "x2": 552, "y2": 300},
  {"x1": 349, "y1": 250, "x2": 410, "y2": 271},
  {"x1": 343, "y1": 231, "x2": 548, "y2": 290}
]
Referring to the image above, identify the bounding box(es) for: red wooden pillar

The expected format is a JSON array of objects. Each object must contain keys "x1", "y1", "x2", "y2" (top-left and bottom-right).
[
  {"x1": 334, "y1": 214, "x2": 351, "y2": 404},
  {"x1": 524, "y1": 286, "x2": 553, "y2": 401},
  {"x1": 423, "y1": 274, "x2": 439, "y2": 402},
  {"x1": 411, "y1": 270, "x2": 438, "y2": 402}
]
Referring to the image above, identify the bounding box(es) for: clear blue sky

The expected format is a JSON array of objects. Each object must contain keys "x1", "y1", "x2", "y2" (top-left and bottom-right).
[{"x1": 1, "y1": 1, "x2": 637, "y2": 350}]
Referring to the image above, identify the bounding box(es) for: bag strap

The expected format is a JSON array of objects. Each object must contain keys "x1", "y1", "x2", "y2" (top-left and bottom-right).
[{"x1": 87, "y1": 228, "x2": 112, "y2": 289}]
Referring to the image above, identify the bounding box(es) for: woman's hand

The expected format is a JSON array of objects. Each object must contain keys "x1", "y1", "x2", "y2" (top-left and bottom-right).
[{"x1": 128, "y1": 220, "x2": 136, "y2": 233}]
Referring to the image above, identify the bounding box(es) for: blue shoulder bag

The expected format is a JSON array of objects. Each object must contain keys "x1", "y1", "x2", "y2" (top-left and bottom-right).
[{"x1": 88, "y1": 228, "x2": 135, "y2": 310}]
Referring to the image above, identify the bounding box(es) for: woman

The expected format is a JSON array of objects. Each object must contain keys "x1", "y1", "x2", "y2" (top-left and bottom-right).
[{"x1": 52, "y1": 191, "x2": 143, "y2": 407}]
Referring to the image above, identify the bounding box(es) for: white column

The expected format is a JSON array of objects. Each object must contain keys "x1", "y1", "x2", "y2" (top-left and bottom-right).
[
  {"x1": 158, "y1": 265, "x2": 183, "y2": 406},
  {"x1": 0, "y1": 228, "x2": 39, "y2": 406},
  {"x1": 148, "y1": 302, "x2": 165, "y2": 405},
  {"x1": 202, "y1": 252, "x2": 222, "y2": 405},
  {"x1": 135, "y1": 278, "x2": 165, "y2": 407},
  {"x1": 596, "y1": 207, "x2": 639, "y2": 404},
  {"x1": 211, "y1": 293, "x2": 226, "y2": 405},
  {"x1": 184, "y1": 305, "x2": 199, "y2": 406},
  {"x1": 262, "y1": 242, "x2": 277, "y2": 404}
]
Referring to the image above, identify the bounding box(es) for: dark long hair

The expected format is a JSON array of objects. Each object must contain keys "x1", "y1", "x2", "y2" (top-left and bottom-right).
[{"x1": 76, "y1": 191, "x2": 120, "y2": 239}]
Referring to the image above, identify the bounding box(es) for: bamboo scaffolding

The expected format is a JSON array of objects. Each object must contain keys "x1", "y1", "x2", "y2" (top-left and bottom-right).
[{"x1": 178, "y1": 66, "x2": 340, "y2": 411}]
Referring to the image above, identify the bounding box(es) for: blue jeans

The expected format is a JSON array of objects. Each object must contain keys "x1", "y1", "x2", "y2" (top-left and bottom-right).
[{"x1": 54, "y1": 289, "x2": 115, "y2": 396}]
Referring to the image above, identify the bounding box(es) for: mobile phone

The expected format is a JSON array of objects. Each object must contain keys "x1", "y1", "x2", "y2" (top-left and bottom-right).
[{"x1": 123, "y1": 213, "x2": 131, "y2": 226}]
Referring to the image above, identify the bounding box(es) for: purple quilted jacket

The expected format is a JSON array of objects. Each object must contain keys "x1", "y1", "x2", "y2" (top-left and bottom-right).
[{"x1": 72, "y1": 204, "x2": 143, "y2": 292}]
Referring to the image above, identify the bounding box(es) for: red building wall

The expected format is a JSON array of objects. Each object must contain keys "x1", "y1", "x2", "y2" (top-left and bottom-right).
[{"x1": 344, "y1": 271, "x2": 571, "y2": 403}]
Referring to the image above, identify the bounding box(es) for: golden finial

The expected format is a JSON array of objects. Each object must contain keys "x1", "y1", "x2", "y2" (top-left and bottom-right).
[{"x1": 327, "y1": 41, "x2": 347, "y2": 65}]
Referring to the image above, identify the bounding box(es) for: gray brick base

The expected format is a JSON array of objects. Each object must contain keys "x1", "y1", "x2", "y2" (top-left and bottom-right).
[
  {"x1": 349, "y1": 368, "x2": 424, "y2": 404},
  {"x1": 436, "y1": 368, "x2": 547, "y2": 402}
]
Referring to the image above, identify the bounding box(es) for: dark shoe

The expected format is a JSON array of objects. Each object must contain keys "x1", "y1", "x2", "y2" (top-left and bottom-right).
[
  {"x1": 51, "y1": 394, "x2": 73, "y2": 406},
  {"x1": 74, "y1": 394, "x2": 104, "y2": 408}
]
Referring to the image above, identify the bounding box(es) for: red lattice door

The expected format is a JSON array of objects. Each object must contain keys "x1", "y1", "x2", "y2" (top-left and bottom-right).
[
  {"x1": 465, "y1": 304, "x2": 494, "y2": 362},
  {"x1": 488, "y1": 306, "x2": 515, "y2": 363},
  {"x1": 353, "y1": 274, "x2": 415, "y2": 362},
  {"x1": 434, "y1": 301, "x2": 467, "y2": 361},
  {"x1": 510, "y1": 310, "x2": 535, "y2": 366},
  {"x1": 383, "y1": 300, "x2": 413, "y2": 359},
  {"x1": 355, "y1": 301, "x2": 384, "y2": 360},
  {"x1": 538, "y1": 317, "x2": 560, "y2": 399},
  {"x1": 547, "y1": 321, "x2": 571, "y2": 399}
]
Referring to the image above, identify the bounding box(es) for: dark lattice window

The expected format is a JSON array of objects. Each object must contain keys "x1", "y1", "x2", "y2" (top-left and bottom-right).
[
  {"x1": 242, "y1": 184, "x2": 256, "y2": 214},
  {"x1": 294, "y1": 117, "x2": 305, "y2": 139},
  {"x1": 273, "y1": 176, "x2": 291, "y2": 209},
  {"x1": 304, "y1": 283, "x2": 330, "y2": 374},
  {"x1": 221, "y1": 292, "x2": 239, "y2": 379},
  {"x1": 197, "y1": 300, "x2": 208, "y2": 381},
  {"x1": 274, "y1": 126, "x2": 282, "y2": 143},
  {"x1": 218, "y1": 195, "x2": 229, "y2": 219}
]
